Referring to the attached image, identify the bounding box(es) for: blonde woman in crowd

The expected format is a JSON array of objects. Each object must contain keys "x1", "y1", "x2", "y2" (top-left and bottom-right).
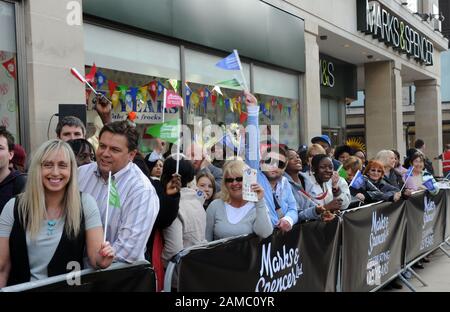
[
  {"x1": 0, "y1": 140, "x2": 114, "y2": 287},
  {"x1": 205, "y1": 159, "x2": 272, "y2": 241}
]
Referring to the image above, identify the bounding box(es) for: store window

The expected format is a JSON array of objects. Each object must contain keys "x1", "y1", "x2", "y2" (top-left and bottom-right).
[
  {"x1": 185, "y1": 49, "x2": 300, "y2": 153},
  {"x1": 0, "y1": 1, "x2": 19, "y2": 141},
  {"x1": 253, "y1": 65, "x2": 300, "y2": 150},
  {"x1": 321, "y1": 97, "x2": 344, "y2": 145},
  {"x1": 84, "y1": 25, "x2": 301, "y2": 156},
  {"x1": 84, "y1": 24, "x2": 181, "y2": 154}
]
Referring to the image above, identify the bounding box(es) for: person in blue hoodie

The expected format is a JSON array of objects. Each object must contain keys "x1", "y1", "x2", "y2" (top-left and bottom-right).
[{"x1": 244, "y1": 91, "x2": 298, "y2": 233}]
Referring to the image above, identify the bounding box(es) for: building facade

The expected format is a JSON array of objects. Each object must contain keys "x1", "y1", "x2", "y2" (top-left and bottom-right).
[{"x1": 2, "y1": 0, "x2": 447, "y2": 173}]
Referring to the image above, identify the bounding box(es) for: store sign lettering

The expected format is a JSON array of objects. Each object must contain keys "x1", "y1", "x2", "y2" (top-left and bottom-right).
[
  {"x1": 357, "y1": 0, "x2": 433, "y2": 66},
  {"x1": 320, "y1": 59, "x2": 335, "y2": 88}
]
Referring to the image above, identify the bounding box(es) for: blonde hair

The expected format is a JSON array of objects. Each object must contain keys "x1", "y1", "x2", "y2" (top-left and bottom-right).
[
  {"x1": 220, "y1": 159, "x2": 245, "y2": 203},
  {"x1": 306, "y1": 144, "x2": 326, "y2": 162},
  {"x1": 19, "y1": 140, "x2": 82, "y2": 239},
  {"x1": 343, "y1": 156, "x2": 362, "y2": 172},
  {"x1": 375, "y1": 150, "x2": 395, "y2": 169}
]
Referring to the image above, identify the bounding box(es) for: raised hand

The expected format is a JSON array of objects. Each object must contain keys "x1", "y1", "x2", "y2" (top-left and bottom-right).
[
  {"x1": 243, "y1": 90, "x2": 257, "y2": 107},
  {"x1": 166, "y1": 173, "x2": 181, "y2": 196},
  {"x1": 251, "y1": 183, "x2": 264, "y2": 200}
]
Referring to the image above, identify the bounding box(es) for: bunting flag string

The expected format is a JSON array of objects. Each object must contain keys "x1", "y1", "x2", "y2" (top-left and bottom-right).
[
  {"x1": 83, "y1": 66, "x2": 296, "y2": 122},
  {"x1": 85, "y1": 63, "x2": 97, "y2": 85},
  {"x1": 157, "y1": 81, "x2": 165, "y2": 96}
]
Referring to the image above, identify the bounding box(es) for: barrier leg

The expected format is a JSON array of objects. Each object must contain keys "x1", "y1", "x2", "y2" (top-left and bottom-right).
[
  {"x1": 398, "y1": 273, "x2": 417, "y2": 292},
  {"x1": 407, "y1": 268, "x2": 428, "y2": 287},
  {"x1": 163, "y1": 262, "x2": 176, "y2": 292},
  {"x1": 439, "y1": 245, "x2": 450, "y2": 258},
  {"x1": 336, "y1": 245, "x2": 342, "y2": 292}
]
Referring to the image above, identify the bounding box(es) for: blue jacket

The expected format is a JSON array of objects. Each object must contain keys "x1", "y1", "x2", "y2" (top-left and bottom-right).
[{"x1": 245, "y1": 106, "x2": 299, "y2": 227}]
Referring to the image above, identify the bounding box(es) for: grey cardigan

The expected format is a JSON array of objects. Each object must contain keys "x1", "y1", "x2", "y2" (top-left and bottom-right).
[{"x1": 205, "y1": 198, "x2": 273, "y2": 241}]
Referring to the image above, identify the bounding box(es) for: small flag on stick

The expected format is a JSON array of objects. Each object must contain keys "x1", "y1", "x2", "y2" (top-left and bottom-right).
[
  {"x1": 349, "y1": 170, "x2": 365, "y2": 190},
  {"x1": 70, "y1": 67, "x2": 98, "y2": 95},
  {"x1": 215, "y1": 49, "x2": 249, "y2": 90}
]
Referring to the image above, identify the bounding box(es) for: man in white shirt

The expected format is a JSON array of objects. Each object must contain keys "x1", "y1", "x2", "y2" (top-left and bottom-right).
[{"x1": 78, "y1": 121, "x2": 159, "y2": 263}]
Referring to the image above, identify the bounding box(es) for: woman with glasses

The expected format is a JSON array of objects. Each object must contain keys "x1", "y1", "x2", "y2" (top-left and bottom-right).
[
  {"x1": 205, "y1": 159, "x2": 272, "y2": 241},
  {"x1": 362, "y1": 160, "x2": 402, "y2": 202},
  {"x1": 67, "y1": 138, "x2": 95, "y2": 167},
  {"x1": 0, "y1": 140, "x2": 114, "y2": 287}
]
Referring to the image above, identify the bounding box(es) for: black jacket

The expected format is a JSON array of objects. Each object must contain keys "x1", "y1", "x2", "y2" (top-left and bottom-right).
[
  {"x1": 145, "y1": 178, "x2": 180, "y2": 261},
  {"x1": 0, "y1": 170, "x2": 27, "y2": 214},
  {"x1": 7, "y1": 196, "x2": 85, "y2": 286}
]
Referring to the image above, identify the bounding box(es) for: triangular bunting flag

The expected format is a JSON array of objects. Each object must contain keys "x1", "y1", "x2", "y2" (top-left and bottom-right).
[{"x1": 2, "y1": 58, "x2": 16, "y2": 79}]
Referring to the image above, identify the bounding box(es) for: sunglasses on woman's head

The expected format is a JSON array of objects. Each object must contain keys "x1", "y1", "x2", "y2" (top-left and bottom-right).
[
  {"x1": 224, "y1": 177, "x2": 243, "y2": 183},
  {"x1": 263, "y1": 157, "x2": 286, "y2": 169}
]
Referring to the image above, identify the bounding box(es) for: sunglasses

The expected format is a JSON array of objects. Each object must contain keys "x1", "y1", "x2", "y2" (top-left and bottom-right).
[
  {"x1": 369, "y1": 169, "x2": 383, "y2": 173},
  {"x1": 224, "y1": 177, "x2": 243, "y2": 183},
  {"x1": 263, "y1": 157, "x2": 286, "y2": 169}
]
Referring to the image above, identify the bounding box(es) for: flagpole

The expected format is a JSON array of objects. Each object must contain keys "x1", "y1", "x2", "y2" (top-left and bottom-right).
[
  {"x1": 162, "y1": 88, "x2": 167, "y2": 123},
  {"x1": 233, "y1": 49, "x2": 249, "y2": 91},
  {"x1": 298, "y1": 189, "x2": 320, "y2": 207},
  {"x1": 176, "y1": 118, "x2": 181, "y2": 174},
  {"x1": 104, "y1": 171, "x2": 111, "y2": 242},
  {"x1": 400, "y1": 168, "x2": 413, "y2": 192},
  {"x1": 71, "y1": 67, "x2": 98, "y2": 95}
]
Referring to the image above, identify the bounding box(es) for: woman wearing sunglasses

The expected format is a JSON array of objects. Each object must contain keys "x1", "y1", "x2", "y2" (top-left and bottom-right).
[{"x1": 205, "y1": 159, "x2": 272, "y2": 241}]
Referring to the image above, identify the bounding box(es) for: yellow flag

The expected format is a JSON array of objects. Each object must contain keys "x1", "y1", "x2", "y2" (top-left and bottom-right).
[{"x1": 111, "y1": 91, "x2": 120, "y2": 109}]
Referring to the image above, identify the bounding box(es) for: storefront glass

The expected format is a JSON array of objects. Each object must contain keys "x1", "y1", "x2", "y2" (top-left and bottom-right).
[
  {"x1": 253, "y1": 65, "x2": 300, "y2": 149},
  {"x1": 0, "y1": 1, "x2": 19, "y2": 141},
  {"x1": 84, "y1": 25, "x2": 301, "y2": 155},
  {"x1": 84, "y1": 24, "x2": 181, "y2": 154}
]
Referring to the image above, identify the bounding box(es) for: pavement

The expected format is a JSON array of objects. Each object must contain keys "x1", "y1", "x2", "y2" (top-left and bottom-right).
[{"x1": 386, "y1": 243, "x2": 450, "y2": 292}]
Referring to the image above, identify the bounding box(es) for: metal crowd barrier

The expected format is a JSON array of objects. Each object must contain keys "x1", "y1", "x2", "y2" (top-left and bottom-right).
[
  {"x1": 1, "y1": 260, "x2": 156, "y2": 292},
  {"x1": 164, "y1": 189, "x2": 450, "y2": 292}
]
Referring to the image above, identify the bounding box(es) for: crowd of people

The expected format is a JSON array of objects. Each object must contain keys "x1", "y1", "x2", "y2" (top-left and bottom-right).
[{"x1": 0, "y1": 91, "x2": 444, "y2": 291}]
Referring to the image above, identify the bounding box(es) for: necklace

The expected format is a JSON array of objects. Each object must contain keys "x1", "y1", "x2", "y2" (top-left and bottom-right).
[{"x1": 47, "y1": 220, "x2": 57, "y2": 236}]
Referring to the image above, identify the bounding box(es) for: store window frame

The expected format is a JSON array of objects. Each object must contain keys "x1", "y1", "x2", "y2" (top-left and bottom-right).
[
  {"x1": 83, "y1": 16, "x2": 304, "y2": 149},
  {"x1": 2, "y1": 0, "x2": 29, "y2": 151}
]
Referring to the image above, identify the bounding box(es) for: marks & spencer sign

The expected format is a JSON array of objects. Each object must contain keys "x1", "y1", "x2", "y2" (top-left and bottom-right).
[{"x1": 357, "y1": 0, "x2": 433, "y2": 66}]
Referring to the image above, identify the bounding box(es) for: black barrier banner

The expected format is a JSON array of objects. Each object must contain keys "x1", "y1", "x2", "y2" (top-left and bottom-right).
[
  {"x1": 1, "y1": 261, "x2": 156, "y2": 292},
  {"x1": 298, "y1": 218, "x2": 340, "y2": 291},
  {"x1": 341, "y1": 200, "x2": 406, "y2": 292},
  {"x1": 405, "y1": 190, "x2": 446, "y2": 264},
  {"x1": 177, "y1": 219, "x2": 340, "y2": 292}
]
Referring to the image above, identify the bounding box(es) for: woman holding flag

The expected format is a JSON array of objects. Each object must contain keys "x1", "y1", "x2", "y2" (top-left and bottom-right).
[
  {"x1": 0, "y1": 140, "x2": 114, "y2": 287},
  {"x1": 303, "y1": 154, "x2": 351, "y2": 220},
  {"x1": 403, "y1": 152, "x2": 439, "y2": 195},
  {"x1": 342, "y1": 159, "x2": 401, "y2": 206}
]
